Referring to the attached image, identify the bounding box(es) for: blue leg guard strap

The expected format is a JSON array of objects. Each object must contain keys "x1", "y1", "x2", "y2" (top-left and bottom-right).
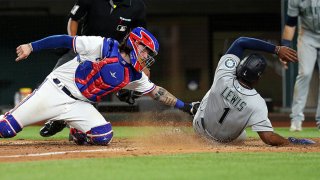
[
  {"x1": 0, "y1": 113, "x2": 23, "y2": 138},
  {"x1": 87, "y1": 123, "x2": 113, "y2": 145}
]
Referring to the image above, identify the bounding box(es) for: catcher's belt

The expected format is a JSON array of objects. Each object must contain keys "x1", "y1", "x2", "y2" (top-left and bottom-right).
[{"x1": 53, "y1": 78, "x2": 79, "y2": 100}]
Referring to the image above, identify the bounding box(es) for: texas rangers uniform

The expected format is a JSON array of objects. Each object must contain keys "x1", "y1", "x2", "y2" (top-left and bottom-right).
[
  {"x1": 289, "y1": 0, "x2": 320, "y2": 123},
  {"x1": 193, "y1": 54, "x2": 273, "y2": 143},
  {"x1": 7, "y1": 36, "x2": 155, "y2": 133}
]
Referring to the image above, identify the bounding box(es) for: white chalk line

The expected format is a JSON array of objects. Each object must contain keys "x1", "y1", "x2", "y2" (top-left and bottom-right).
[{"x1": 0, "y1": 148, "x2": 126, "y2": 158}]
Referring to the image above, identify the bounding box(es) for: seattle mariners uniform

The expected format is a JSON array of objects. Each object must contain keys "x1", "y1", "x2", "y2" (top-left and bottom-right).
[
  {"x1": 1, "y1": 27, "x2": 195, "y2": 145},
  {"x1": 282, "y1": 0, "x2": 320, "y2": 131},
  {"x1": 191, "y1": 37, "x2": 316, "y2": 145},
  {"x1": 193, "y1": 54, "x2": 272, "y2": 143}
]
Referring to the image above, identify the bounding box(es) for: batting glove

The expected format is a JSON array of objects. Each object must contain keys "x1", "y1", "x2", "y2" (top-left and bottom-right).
[{"x1": 288, "y1": 137, "x2": 315, "y2": 145}]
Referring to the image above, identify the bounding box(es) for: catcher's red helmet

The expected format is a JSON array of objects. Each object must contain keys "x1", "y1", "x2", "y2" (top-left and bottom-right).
[{"x1": 126, "y1": 27, "x2": 159, "y2": 72}]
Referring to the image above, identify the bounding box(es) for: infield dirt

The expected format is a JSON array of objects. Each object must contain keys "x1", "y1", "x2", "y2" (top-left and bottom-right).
[{"x1": 1, "y1": 122, "x2": 319, "y2": 163}]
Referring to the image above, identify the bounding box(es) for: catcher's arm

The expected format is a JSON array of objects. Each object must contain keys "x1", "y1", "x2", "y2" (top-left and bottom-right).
[
  {"x1": 148, "y1": 86, "x2": 177, "y2": 107},
  {"x1": 16, "y1": 35, "x2": 73, "y2": 62},
  {"x1": 148, "y1": 86, "x2": 198, "y2": 115}
]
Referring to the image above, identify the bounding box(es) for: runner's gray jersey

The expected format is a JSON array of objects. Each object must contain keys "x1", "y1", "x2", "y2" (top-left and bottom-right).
[
  {"x1": 193, "y1": 54, "x2": 273, "y2": 142},
  {"x1": 288, "y1": 0, "x2": 320, "y2": 34}
]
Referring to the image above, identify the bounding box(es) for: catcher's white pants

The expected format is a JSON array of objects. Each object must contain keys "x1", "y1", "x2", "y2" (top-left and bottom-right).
[{"x1": 9, "y1": 76, "x2": 107, "y2": 133}]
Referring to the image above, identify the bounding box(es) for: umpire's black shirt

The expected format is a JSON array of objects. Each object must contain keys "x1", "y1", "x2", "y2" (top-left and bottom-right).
[{"x1": 69, "y1": 0, "x2": 146, "y2": 41}]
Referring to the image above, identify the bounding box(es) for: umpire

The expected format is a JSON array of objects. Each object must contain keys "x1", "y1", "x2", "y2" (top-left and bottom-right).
[
  {"x1": 55, "y1": 0, "x2": 147, "y2": 68},
  {"x1": 40, "y1": 0, "x2": 148, "y2": 137}
]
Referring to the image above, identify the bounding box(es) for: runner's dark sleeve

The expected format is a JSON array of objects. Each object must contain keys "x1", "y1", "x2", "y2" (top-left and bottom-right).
[{"x1": 226, "y1": 37, "x2": 276, "y2": 59}]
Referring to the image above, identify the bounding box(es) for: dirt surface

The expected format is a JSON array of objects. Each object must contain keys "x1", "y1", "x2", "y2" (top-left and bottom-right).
[{"x1": 1, "y1": 123, "x2": 320, "y2": 163}]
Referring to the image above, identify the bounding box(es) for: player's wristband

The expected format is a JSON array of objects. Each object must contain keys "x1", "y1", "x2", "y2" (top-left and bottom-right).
[
  {"x1": 175, "y1": 99, "x2": 185, "y2": 109},
  {"x1": 281, "y1": 39, "x2": 292, "y2": 47}
]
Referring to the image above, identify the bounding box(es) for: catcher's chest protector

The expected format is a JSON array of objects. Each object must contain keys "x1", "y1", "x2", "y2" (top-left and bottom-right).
[{"x1": 75, "y1": 57, "x2": 132, "y2": 102}]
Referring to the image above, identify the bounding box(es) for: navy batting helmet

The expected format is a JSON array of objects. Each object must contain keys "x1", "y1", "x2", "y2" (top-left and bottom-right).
[{"x1": 236, "y1": 53, "x2": 267, "y2": 85}]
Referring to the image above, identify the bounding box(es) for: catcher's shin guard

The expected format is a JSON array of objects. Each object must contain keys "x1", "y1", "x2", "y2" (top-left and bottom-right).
[
  {"x1": 87, "y1": 123, "x2": 113, "y2": 145},
  {"x1": 0, "y1": 113, "x2": 23, "y2": 138}
]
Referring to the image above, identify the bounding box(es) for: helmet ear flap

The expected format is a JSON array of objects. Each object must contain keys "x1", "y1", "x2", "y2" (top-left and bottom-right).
[{"x1": 129, "y1": 50, "x2": 143, "y2": 72}]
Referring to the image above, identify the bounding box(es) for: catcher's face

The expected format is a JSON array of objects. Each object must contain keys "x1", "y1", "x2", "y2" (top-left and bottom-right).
[{"x1": 136, "y1": 43, "x2": 156, "y2": 70}]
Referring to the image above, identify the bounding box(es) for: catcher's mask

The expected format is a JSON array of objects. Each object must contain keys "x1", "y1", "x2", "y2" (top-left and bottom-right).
[
  {"x1": 126, "y1": 27, "x2": 159, "y2": 72},
  {"x1": 236, "y1": 53, "x2": 267, "y2": 86}
]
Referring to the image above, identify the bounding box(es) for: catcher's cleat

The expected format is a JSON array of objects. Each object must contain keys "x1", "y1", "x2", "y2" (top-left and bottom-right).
[{"x1": 39, "y1": 120, "x2": 67, "y2": 137}]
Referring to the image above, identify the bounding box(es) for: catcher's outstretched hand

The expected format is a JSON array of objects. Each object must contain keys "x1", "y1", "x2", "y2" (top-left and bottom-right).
[
  {"x1": 16, "y1": 43, "x2": 32, "y2": 62},
  {"x1": 276, "y1": 46, "x2": 298, "y2": 69},
  {"x1": 181, "y1": 101, "x2": 200, "y2": 116},
  {"x1": 190, "y1": 101, "x2": 200, "y2": 116}
]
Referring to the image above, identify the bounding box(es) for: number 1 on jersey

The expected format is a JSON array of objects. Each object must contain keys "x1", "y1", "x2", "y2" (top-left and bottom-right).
[{"x1": 219, "y1": 108, "x2": 230, "y2": 124}]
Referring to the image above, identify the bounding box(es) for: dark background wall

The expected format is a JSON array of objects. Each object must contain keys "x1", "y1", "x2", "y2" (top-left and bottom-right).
[{"x1": 0, "y1": 0, "x2": 283, "y2": 108}]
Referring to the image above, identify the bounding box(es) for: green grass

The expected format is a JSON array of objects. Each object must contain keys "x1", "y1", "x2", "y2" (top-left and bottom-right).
[
  {"x1": 1, "y1": 126, "x2": 320, "y2": 180},
  {"x1": 0, "y1": 153, "x2": 320, "y2": 180}
]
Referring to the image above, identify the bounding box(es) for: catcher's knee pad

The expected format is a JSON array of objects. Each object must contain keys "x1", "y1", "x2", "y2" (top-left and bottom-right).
[
  {"x1": 0, "y1": 113, "x2": 23, "y2": 138},
  {"x1": 87, "y1": 123, "x2": 113, "y2": 145}
]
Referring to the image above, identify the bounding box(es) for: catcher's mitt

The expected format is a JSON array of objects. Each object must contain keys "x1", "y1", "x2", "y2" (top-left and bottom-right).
[{"x1": 116, "y1": 89, "x2": 143, "y2": 105}]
